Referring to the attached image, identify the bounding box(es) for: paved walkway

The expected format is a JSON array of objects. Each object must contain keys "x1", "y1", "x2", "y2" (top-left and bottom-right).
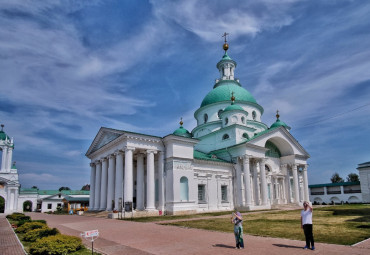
[
  {"x1": 0, "y1": 215, "x2": 25, "y2": 255},
  {"x1": 27, "y1": 212, "x2": 370, "y2": 255}
]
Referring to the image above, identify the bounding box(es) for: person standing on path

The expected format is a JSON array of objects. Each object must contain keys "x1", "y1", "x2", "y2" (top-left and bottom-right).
[
  {"x1": 301, "y1": 201, "x2": 315, "y2": 250},
  {"x1": 231, "y1": 211, "x2": 244, "y2": 249}
]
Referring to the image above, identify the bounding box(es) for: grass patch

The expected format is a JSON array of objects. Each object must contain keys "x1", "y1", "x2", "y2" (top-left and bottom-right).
[{"x1": 162, "y1": 204, "x2": 370, "y2": 245}]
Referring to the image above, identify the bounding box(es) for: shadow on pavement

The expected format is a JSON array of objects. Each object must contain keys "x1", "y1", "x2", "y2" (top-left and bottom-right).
[
  {"x1": 273, "y1": 244, "x2": 303, "y2": 249},
  {"x1": 212, "y1": 244, "x2": 236, "y2": 249}
]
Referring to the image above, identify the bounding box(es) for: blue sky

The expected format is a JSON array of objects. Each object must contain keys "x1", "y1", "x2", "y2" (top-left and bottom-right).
[{"x1": 0, "y1": 0, "x2": 369, "y2": 189}]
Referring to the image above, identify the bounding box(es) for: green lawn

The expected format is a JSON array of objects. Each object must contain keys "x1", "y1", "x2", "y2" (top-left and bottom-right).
[{"x1": 161, "y1": 204, "x2": 370, "y2": 245}]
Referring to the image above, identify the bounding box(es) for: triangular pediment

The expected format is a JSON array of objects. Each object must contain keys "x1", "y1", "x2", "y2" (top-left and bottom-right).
[
  {"x1": 85, "y1": 127, "x2": 124, "y2": 157},
  {"x1": 248, "y1": 127, "x2": 310, "y2": 158}
]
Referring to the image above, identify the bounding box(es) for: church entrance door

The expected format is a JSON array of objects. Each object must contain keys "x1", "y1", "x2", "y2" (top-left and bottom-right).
[
  {"x1": 23, "y1": 201, "x2": 33, "y2": 212},
  {"x1": 0, "y1": 196, "x2": 5, "y2": 213}
]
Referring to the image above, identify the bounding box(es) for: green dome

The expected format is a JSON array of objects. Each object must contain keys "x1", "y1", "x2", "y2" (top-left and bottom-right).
[
  {"x1": 0, "y1": 130, "x2": 10, "y2": 141},
  {"x1": 224, "y1": 104, "x2": 244, "y2": 112},
  {"x1": 173, "y1": 126, "x2": 192, "y2": 138},
  {"x1": 201, "y1": 81, "x2": 257, "y2": 107},
  {"x1": 270, "y1": 119, "x2": 290, "y2": 130}
]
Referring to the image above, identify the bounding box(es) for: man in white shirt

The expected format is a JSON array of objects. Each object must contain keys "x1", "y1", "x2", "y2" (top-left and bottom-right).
[{"x1": 301, "y1": 201, "x2": 315, "y2": 250}]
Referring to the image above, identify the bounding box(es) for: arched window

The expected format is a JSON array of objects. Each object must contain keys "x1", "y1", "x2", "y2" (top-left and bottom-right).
[
  {"x1": 241, "y1": 116, "x2": 245, "y2": 124},
  {"x1": 204, "y1": 114, "x2": 208, "y2": 123},
  {"x1": 252, "y1": 111, "x2": 257, "y2": 120},
  {"x1": 225, "y1": 118, "x2": 228, "y2": 125},
  {"x1": 222, "y1": 134, "x2": 229, "y2": 140},
  {"x1": 217, "y1": 109, "x2": 223, "y2": 119},
  {"x1": 242, "y1": 133, "x2": 249, "y2": 139},
  {"x1": 180, "y1": 177, "x2": 189, "y2": 201}
]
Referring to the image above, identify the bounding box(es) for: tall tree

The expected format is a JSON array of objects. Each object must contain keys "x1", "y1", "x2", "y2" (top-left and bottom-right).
[
  {"x1": 330, "y1": 172, "x2": 344, "y2": 183},
  {"x1": 59, "y1": 186, "x2": 71, "y2": 191},
  {"x1": 346, "y1": 173, "x2": 359, "y2": 182},
  {"x1": 81, "y1": 184, "x2": 90, "y2": 191}
]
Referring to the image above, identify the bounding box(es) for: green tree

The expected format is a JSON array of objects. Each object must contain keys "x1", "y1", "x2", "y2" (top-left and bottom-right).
[
  {"x1": 31, "y1": 186, "x2": 38, "y2": 189},
  {"x1": 330, "y1": 172, "x2": 344, "y2": 183},
  {"x1": 81, "y1": 184, "x2": 90, "y2": 191},
  {"x1": 58, "y1": 186, "x2": 71, "y2": 192},
  {"x1": 346, "y1": 173, "x2": 359, "y2": 182}
]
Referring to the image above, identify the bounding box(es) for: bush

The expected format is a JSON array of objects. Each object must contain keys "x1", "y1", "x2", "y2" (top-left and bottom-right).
[
  {"x1": 6, "y1": 213, "x2": 31, "y2": 222},
  {"x1": 29, "y1": 235, "x2": 83, "y2": 255},
  {"x1": 15, "y1": 221, "x2": 47, "y2": 233},
  {"x1": 23, "y1": 227, "x2": 59, "y2": 242},
  {"x1": 17, "y1": 219, "x2": 46, "y2": 227}
]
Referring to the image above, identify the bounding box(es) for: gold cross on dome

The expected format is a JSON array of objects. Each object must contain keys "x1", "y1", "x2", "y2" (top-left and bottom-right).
[{"x1": 222, "y1": 32, "x2": 229, "y2": 43}]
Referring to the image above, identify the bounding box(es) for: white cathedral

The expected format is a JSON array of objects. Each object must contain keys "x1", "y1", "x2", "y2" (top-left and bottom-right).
[{"x1": 86, "y1": 41, "x2": 311, "y2": 215}]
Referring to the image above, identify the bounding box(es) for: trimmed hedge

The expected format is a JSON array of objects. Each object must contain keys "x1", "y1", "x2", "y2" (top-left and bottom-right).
[
  {"x1": 15, "y1": 221, "x2": 47, "y2": 233},
  {"x1": 6, "y1": 212, "x2": 31, "y2": 222},
  {"x1": 23, "y1": 227, "x2": 59, "y2": 242},
  {"x1": 29, "y1": 235, "x2": 83, "y2": 255}
]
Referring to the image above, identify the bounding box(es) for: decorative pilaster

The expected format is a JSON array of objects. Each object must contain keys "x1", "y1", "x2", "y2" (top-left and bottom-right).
[
  {"x1": 252, "y1": 159, "x2": 260, "y2": 205},
  {"x1": 100, "y1": 158, "x2": 108, "y2": 210},
  {"x1": 292, "y1": 163, "x2": 300, "y2": 204},
  {"x1": 158, "y1": 151, "x2": 165, "y2": 212},
  {"x1": 106, "y1": 155, "x2": 116, "y2": 211},
  {"x1": 1, "y1": 147, "x2": 7, "y2": 171},
  {"x1": 146, "y1": 150, "x2": 156, "y2": 210},
  {"x1": 136, "y1": 153, "x2": 145, "y2": 210},
  {"x1": 259, "y1": 158, "x2": 268, "y2": 205},
  {"x1": 114, "y1": 151, "x2": 124, "y2": 210},
  {"x1": 6, "y1": 147, "x2": 13, "y2": 170},
  {"x1": 94, "y1": 161, "x2": 102, "y2": 210},
  {"x1": 242, "y1": 155, "x2": 252, "y2": 206},
  {"x1": 89, "y1": 163, "x2": 96, "y2": 210},
  {"x1": 124, "y1": 147, "x2": 134, "y2": 203}
]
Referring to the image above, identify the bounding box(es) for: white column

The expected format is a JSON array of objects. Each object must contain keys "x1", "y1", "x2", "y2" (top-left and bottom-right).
[
  {"x1": 259, "y1": 158, "x2": 268, "y2": 205},
  {"x1": 303, "y1": 165, "x2": 309, "y2": 202},
  {"x1": 274, "y1": 177, "x2": 279, "y2": 203},
  {"x1": 114, "y1": 151, "x2": 124, "y2": 210},
  {"x1": 6, "y1": 187, "x2": 11, "y2": 212},
  {"x1": 1, "y1": 147, "x2": 7, "y2": 171},
  {"x1": 10, "y1": 189, "x2": 15, "y2": 210},
  {"x1": 243, "y1": 155, "x2": 252, "y2": 206},
  {"x1": 252, "y1": 160, "x2": 260, "y2": 205},
  {"x1": 136, "y1": 153, "x2": 145, "y2": 210},
  {"x1": 94, "y1": 161, "x2": 102, "y2": 210},
  {"x1": 282, "y1": 164, "x2": 290, "y2": 203},
  {"x1": 146, "y1": 150, "x2": 156, "y2": 210},
  {"x1": 124, "y1": 147, "x2": 134, "y2": 203},
  {"x1": 107, "y1": 155, "x2": 116, "y2": 211},
  {"x1": 89, "y1": 163, "x2": 96, "y2": 210},
  {"x1": 7, "y1": 147, "x2": 13, "y2": 170},
  {"x1": 100, "y1": 158, "x2": 108, "y2": 210},
  {"x1": 235, "y1": 161, "x2": 243, "y2": 207},
  {"x1": 281, "y1": 177, "x2": 286, "y2": 202},
  {"x1": 158, "y1": 151, "x2": 165, "y2": 212},
  {"x1": 292, "y1": 164, "x2": 300, "y2": 204},
  {"x1": 14, "y1": 188, "x2": 19, "y2": 212}
]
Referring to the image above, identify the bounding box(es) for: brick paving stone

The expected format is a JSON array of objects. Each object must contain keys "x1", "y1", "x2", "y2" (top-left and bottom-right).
[
  {"x1": 27, "y1": 212, "x2": 370, "y2": 255},
  {"x1": 0, "y1": 215, "x2": 26, "y2": 255}
]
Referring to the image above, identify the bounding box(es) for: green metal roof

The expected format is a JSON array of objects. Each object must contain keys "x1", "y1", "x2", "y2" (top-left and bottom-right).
[
  {"x1": 309, "y1": 181, "x2": 360, "y2": 188},
  {"x1": 37, "y1": 190, "x2": 90, "y2": 195},
  {"x1": 20, "y1": 188, "x2": 39, "y2": 194},
  {"x1": 223, "y1": 103, "x2": 244, "y2": 113},
  {"x1": 194, "y1": 150, "x2": 230, "y2": 163},
  {"x1": 173, "y1": 126, "x2": 192, "y2": 138},
  {"x1": 0, "y1": 130, "x2": 10, "y2": 141},
  {"x1": 201, "y1": 81, "x2": 257, "y2": 107},
  {"x1": 357, "y1": 161, "x2": 370, "y2": 169},
  {"x1": 63, "y1": 195, "x2": 90, "y2": 202}
]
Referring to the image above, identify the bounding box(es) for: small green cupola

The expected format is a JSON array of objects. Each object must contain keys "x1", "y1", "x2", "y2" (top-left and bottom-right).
[
  {"x1": 223, "y1": 92, "x2": 245, "y2": 113},
  {"x1": 173, "y1": 118, "x2": 192, "y2": 138},
  {"x1": 0, "y1": 124, "x2": 10, "y2": 141},
  {"x1": 270, "y1": 110, "x2": 291, "y2": 130}
]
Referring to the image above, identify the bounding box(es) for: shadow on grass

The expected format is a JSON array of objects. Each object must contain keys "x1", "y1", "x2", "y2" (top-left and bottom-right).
[
  {"x1": 212, "y1": 244, "x2": 235, "y2": 249},
  {"x1": 273, "y1": 244, "x2": 303, "y2": 249}
]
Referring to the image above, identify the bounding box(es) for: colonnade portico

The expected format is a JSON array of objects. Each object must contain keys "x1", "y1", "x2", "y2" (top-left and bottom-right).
[
  {"x1": 237, "y1": 155, "x2": 309, "y2": 208},
  {"x1": 89, "y1": 146, "x2": 164, "y2": 212}
]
